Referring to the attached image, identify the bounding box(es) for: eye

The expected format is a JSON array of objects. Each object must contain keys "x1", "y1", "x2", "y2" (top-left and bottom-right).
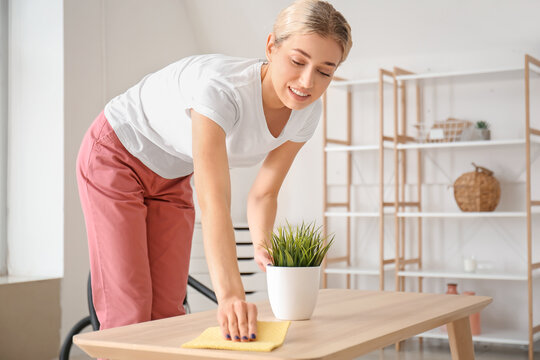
[
  {"x1": 291, "y1": 59, "x2": 304, "y2": 66},
  {"x1": 318, "y1": 70, "x2": 331, "y2": 77}
]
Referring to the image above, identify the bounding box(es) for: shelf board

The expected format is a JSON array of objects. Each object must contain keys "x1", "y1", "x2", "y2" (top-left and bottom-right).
[
  {"x1": 325, "y1": 138, "x2": 540, "y2": 152},
  {"x1": 395, "y1": 66, "x2": 524, "y2": 81},
  {"x1": 324, "y1": 211, "x2": 394, "y2": 218},
  {"x1": 396, "y1": 211, "x2": 538, "y2": 218},
  {"x1": 398, "y1": 268, "x2": 531, "y2": 281},
  {"x1": 324, "y1": 267, "x2": 380, "y2": 276},
  {"x1": 324, "y1": 262, "x2": 392, "y2": 276},
  {"x1": 330, "y1": 64, "x2": 540, "y2": 88},
  {"x1": 329, "y1": 77, "x2": 394, "y2": 88},
  {"x1": 330, "y1": 65, "x2": 540, "y2": 87},
  {"x1": 396, "y1": 138, "x2": 532, "y2": 150},
  {"x1": 417, "y1": 327, "x2": 540, "y2": 345},
  {"x1": 325, "y1": 144, "x2": 380, "y2": 152}
]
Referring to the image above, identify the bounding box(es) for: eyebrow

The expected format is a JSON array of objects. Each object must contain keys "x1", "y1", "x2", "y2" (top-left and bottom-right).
[{"x1": 292, "y1": 48, "x2": 337, "y2": 67}]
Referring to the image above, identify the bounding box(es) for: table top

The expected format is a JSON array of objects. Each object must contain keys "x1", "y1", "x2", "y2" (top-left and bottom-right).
[{"x1": 74, "y1": 288, "x2": 491, "y2": 360}]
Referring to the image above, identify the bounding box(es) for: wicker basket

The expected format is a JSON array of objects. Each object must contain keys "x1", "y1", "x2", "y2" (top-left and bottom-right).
[
  {"x1": 413, "y1": 118, "x2": 472, "y2": 143},
  {"x1": 453, "y1": 163, "x2": 501, "y2": 212}
]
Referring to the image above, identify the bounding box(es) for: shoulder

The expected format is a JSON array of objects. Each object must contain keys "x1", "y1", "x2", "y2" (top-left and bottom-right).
[
  {"x1": 185, "y1": 55, "x2": 262, "y2": 131},
  {"x1": 184, "y1": 54, "x2": 261, "y2": 99},
  {"x1": 182, "y1": 54, "x2": 261, "y2": 85}
]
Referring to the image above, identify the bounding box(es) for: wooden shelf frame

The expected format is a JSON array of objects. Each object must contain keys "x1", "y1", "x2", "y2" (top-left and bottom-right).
[
  {"x1": 322, "y1": 55, "x2": 540, "y2": 358},
  {"x1": 388, "y1": 54, "x2": 540, "y2": 359},
  {"x1": 524, "y1": 54, "x2": 540, "y2": 359}
]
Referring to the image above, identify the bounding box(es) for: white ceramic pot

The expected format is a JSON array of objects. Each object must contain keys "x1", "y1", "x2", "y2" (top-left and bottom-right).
[{"x1": 266, "y1": 265, "x2": 321, "y2": 320}]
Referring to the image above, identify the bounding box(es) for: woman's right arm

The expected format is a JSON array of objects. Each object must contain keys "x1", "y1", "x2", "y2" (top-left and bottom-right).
[{"x1": 191, "y1": 109, "x2": 258, "y2": 342}]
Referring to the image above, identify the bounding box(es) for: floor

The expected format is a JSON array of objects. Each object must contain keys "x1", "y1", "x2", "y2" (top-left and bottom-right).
[
  {"x1": 70, "y1": 338, "x2": 538, "y2": 359},
  {"x1": 360, "y1": 338, "x2": 537, "y2": 359}
]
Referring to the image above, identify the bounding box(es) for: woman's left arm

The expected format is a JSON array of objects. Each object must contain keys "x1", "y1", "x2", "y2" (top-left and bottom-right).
[{"x1": 247, "y1": 140, "x2": 306, "y2": 271}]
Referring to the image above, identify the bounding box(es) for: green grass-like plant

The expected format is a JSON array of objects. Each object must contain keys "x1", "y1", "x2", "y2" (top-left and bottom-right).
[
  {"x1": 264, "y1": 221, "x2": 334, "y2": 267},
  {"x1": 475, "y1": 120, "x2": 489, "y2": 129}
]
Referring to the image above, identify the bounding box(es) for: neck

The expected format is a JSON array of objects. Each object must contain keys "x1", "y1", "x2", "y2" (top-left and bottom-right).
[{"x1": 260, "y1": 63, "x2": 287, "y2": 112}]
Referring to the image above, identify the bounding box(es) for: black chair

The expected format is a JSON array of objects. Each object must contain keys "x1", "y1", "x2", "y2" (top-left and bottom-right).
[{"x1": 59, "y1": 273, "x2": 217, "y2": 360}]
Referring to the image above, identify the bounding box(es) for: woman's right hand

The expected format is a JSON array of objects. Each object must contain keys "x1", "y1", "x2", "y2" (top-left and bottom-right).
[
  {"x1": 217, "y1": 296, "x2": 258, "y2": 342},
  {"x1": 254, "y1": 247, "x2": 273, "y2": 272}
]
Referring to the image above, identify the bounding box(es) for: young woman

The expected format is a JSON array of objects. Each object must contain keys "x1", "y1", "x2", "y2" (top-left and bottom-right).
[{"x1": 76, "y1": 0, "x2": 351, "y2": 344}]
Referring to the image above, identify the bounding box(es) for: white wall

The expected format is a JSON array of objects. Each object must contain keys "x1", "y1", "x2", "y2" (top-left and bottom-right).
[
  {"x1": 0, "y1": 0, "x2": 7, "y2": 276},
  {"x1": 7, "y1": 0, "x2": 64, "y2": 277},
  {"x1": 59, "y1": 0, "x2": 540, "y2": 350},
  {"x1": 62, "y1": 0, "x2": 201, "y2": 347}
]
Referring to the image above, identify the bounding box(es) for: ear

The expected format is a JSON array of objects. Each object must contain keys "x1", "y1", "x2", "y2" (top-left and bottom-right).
[{"x1": 265, "y1": 33, "x2": 277, "y2": 62}]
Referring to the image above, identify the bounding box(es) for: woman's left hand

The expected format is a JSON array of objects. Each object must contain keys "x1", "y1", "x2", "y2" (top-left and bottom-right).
[{"x1": 254, "y1": 247, "x2": 273, "y2": 272}]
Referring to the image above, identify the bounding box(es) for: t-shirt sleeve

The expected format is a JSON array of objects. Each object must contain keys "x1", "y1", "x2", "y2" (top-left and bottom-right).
[
  {"x1": 188, "y1": 79, "x2": 239, "y2": 134},
  {"x1": 290, "y1": 99, "x2": 322, "y2": 142}
]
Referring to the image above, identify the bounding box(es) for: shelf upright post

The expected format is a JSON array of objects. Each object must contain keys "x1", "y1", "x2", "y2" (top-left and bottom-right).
[
  {"x1": 524, "y1": 53, "x2": 540, "y2": 360},
  {"x1": 524, "y1": 53, "x2": 532, "y2": 360},
  {"x1": 397, "y1": 67, "x2": 408, "y2": 292},
  {"x1": 321, "y1": 78, "x2": 352, "y2": 289},
  {"x1": 379, "y1": 69, "x2": 393, "y2": 290},
  {"x1": 322, "y1": 91, "x2": 329, "y2": 288},
  {"x1": 379, "y1": 69, "x2": 385, "y2": 291},
  {"x1": 392, "y1": 67, "x2": 423, "y2": 295},
  {"x1": 415, "y1": 82, "x2": 423, "y2": 294},
  {"x1": 346, "y1": 87, "x2": 352, "y2": 289},
  {"x1": 393, "y1": 71, "x2": 401, "y2": 292}
]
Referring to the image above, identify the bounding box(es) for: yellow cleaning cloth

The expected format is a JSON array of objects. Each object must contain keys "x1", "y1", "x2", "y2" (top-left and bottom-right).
[{"x1": 181, "y1": 320, "x2": 291, "y2": 352}]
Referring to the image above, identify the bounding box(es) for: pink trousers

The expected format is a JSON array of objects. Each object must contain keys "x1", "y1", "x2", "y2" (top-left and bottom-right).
[{"x1": 76, "y1": 111, "x2": 195, "y2": 330}]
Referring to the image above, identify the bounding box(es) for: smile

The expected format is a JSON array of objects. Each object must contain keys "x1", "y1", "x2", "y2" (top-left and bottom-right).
[{"x1": 289, "y1": 86, "x2": 310, "y2": 97}]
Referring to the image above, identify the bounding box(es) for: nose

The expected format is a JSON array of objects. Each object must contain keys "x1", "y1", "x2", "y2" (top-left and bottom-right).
[{"x1": 298, "y1": 67, "x2": 314, "y2": 89}]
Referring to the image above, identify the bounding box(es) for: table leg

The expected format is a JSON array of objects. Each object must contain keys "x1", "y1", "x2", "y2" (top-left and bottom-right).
[{"x1": 447, "y1": 316, "x2": 474, "y2": 360}]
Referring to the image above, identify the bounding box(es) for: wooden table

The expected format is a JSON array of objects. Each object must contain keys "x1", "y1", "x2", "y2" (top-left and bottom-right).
[{"x1": 74, "y1": 289, "x2": 491, "y2": 360}]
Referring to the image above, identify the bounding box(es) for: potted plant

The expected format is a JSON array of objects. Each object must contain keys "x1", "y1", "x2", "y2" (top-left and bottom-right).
[
  {"x1": 475, "y1": 121, "x2": 491, "y2": 140},
  {"x1": 264, "y1": 221, "x2": 334, "y2": 320}
]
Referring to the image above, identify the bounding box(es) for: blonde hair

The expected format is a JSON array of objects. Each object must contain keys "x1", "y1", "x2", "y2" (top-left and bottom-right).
[{"x1": 273, "y1": 0, "x2": 352, "y2": 63}]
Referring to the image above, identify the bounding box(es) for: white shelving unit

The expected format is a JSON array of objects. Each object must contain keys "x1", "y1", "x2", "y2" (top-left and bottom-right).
[
  {"x1": 386, "y1": 56, "x2": 540, "y2": 359},
  {"x1": 322, "y1": 55, "x2": 540, "y2": 358}
]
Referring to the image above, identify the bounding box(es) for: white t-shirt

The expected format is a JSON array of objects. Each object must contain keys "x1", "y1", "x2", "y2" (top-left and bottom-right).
[{"x1": 104, "y1": 54, "x2": 322, "y2": 179}]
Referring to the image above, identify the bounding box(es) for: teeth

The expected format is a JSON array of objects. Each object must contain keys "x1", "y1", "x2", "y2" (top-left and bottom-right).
[{"x1": 290, "y1": 87, "x2": 308, "y2": 97}]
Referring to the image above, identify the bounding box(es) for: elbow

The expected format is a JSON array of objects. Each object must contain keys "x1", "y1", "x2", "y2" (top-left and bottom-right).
[{"x1": 248, "y1": 189, "x2": 278, "y2": 205}]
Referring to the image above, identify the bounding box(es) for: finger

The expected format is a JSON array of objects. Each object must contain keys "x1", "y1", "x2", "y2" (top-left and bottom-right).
[
  {"x1": 218, "y1": 312, "x2": 231, "y2": 341},
  {"x1": 234, "y1": 301, "x2": 250, "y2": 342},
  {"x1": 228, "y1": 311, "x2": 240, "y2": 342},
  {"x1": 255, "y1": 252, "x2": 272, "y2": 272},
  {"x1": 259, "y1": 255, "x2": 273, "y2": 272},
  {"x1": 256, "y1": 260, "x2": 268, "y2": 272},
  {"x1": 247, "y1": 303, "x2": 258, "y2": 341}
]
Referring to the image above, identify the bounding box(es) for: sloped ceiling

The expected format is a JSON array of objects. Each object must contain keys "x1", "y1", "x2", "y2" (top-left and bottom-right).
[{"x1": 182, "y1": 0, "x2": 540, "y2": 77}]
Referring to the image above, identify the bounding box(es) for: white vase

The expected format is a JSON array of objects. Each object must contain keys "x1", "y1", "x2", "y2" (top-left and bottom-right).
[{"x1": 266, "y1": 265, "x2": 321, "y2": 320}]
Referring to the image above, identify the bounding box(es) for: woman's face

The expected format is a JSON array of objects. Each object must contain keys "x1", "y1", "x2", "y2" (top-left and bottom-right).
[{"x1": 266, "y1": 32, "x2": 342, "y2": 110}]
